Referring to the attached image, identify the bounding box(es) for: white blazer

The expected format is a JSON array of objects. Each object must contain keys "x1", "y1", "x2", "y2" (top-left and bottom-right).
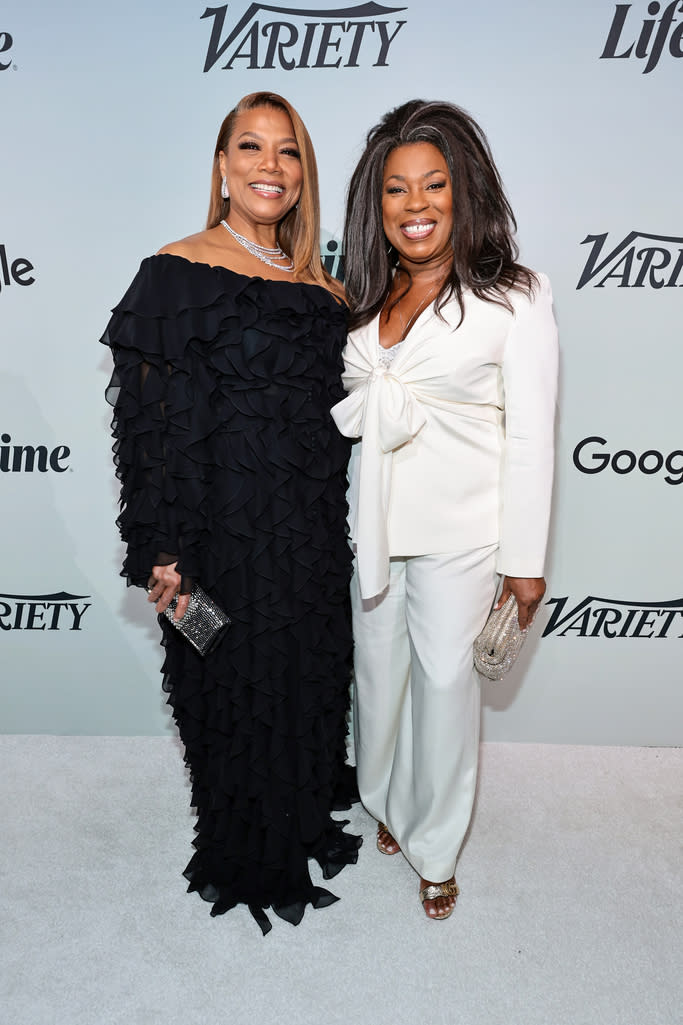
[{"x1": 331, "y1": 273, "x2": 559, "y2": 601}]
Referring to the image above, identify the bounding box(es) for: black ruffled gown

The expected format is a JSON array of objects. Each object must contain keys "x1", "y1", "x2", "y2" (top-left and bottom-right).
[{"x1": 102, "y1": 254, "x2": 360, "y2": 934}]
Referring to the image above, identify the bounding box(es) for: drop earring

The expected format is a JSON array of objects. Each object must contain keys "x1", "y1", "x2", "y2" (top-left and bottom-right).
[{"x1": 221, "y1": 176, "x2": 229, "y2": 200}]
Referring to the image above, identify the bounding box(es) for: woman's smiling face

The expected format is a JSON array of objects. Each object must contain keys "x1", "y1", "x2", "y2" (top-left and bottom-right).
[
  {"x1": 219, "y1": 105, "x2": 303, "y2": 231},
  {"x1": 381, "y1": 142, "x2": 454, "y2": 273}
]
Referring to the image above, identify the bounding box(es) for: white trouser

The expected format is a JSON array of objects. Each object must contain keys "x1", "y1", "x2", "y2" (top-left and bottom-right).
[{"x1": 351, "y1": 546, "x2": 498, "y2": 881}]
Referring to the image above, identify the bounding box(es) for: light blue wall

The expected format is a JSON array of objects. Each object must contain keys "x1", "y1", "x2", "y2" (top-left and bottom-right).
[{"x1": 2, "y1": 1, "x2": 681, "y2": 741}]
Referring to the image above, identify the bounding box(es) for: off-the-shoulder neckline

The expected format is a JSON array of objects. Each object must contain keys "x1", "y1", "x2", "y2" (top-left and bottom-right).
[{"x1": 147, "y1": 251, "x2": 337, "y2": 298}]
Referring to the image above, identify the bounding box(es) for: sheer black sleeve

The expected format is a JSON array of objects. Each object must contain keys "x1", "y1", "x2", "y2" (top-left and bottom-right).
[{"x1": 101, "y1": 257, "x2": 207, "y2": 592}]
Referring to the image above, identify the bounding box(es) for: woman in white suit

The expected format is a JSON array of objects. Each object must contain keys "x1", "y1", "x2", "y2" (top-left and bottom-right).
[{"x1": 331, "y1": 100, "x2": 559, "y2": 920}]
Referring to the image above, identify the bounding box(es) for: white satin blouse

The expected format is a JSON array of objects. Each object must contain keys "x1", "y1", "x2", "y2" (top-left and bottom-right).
[{"x1": 331, "y1": 273, "x2": 559, "y2": 601}]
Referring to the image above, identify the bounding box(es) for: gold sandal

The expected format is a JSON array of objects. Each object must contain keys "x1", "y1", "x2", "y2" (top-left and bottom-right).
[
  {"x1": 376, "y1": 822, "x2": 400, "y2": 855},
  {"x1": 419, "y1": 879, "x2": 459, "y2": 920}
]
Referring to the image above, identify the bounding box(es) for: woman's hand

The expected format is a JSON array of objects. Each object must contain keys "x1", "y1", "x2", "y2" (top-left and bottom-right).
[
  {"x1": 147, "y1": 563, "x2": 189, "y2": 621},
  {"x1": 495, "y1": 576, "x2": 546, "y2": 630}
]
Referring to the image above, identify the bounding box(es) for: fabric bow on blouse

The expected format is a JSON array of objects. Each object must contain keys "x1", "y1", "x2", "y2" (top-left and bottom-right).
[
  {"x1": 332, "y1": 348, "x2": 427, "y2": 600},
  {"x1": 330, "y1": 305, "x2": 506, "y2": 601}
]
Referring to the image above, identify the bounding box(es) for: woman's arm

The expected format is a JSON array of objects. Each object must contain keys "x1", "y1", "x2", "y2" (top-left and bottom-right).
[
  {"x1": 497, "y1": 273, "x2": 559, "y2": 626},
  {"x1": 102, "y1": 260, "x2": 203, "y2": 619}
]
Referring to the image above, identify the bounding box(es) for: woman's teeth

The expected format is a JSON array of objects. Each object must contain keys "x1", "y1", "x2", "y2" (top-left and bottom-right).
[{"x1": 402, "y1": 223, "x2": 435, "y2": 237}]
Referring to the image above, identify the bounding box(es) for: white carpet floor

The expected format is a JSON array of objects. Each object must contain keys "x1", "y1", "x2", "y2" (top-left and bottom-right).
[{"x1": 0, "y1": 736, "x2": 680, "y2": 1025}]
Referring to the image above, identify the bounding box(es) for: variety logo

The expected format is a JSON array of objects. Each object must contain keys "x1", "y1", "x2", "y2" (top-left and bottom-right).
[
  {"x1": 573, "y1": 437, "x2": 683, "y2": 485},
  {"x1": 577, "y1": 232, "x2": 683, "y2": 289},
  {"x1": 0, "y1": 433, "x2": 71, "y2": 473},
  {"x1": 0, "y1": 592, "x2": 91, "y2": 631},
  {"x1": 0, "y1": 244, "x2": 35, "y2": 294},
  {"x1": 201, "y1": 2, "x2": 407, "y2": 72},
  {"x1": 600, "y1": 1, "x2": 683, "y2": 73},
  {"x1": 543, "y1": 596, "x2": 683, "y2": 638},
  {"x1": 0, "y1": 31, "x2": 12, "y2": 71}
]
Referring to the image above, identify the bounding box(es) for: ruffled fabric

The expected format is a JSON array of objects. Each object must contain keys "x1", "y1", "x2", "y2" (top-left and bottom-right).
[{"x1": 102, "y1": 255, "x2": 360, "y2": 933}]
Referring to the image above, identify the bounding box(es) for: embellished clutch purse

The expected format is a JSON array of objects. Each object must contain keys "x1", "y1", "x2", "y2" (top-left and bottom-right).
[
  {"x1": 473, "y1": 595, "x2": 530, "y2": 681},
  {"x1": 148, "y1": 584, "x2": 231, "y2": 656}
]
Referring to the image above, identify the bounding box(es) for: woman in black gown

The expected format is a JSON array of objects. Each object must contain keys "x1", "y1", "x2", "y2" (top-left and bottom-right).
[{"x1": 102, "y1": 92, "x2": 360, "y2": 934}]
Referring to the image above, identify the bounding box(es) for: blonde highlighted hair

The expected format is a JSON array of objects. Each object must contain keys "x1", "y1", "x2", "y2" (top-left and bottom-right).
[{"x1": 207, "y1": 92, "x2": 344, "y2": 301}]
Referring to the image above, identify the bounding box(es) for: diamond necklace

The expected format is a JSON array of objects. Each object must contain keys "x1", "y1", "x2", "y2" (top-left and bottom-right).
[{"x1": 220, "y1": 219, "x2": 294, "y2": 272}]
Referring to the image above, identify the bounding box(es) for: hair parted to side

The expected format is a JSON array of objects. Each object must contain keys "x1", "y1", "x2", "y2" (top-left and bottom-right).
[
  {"x1": 207, "y1": 92, "x2": 344, "y2": 300},
  {"x1": 344, "y1": 99, "x2": 537, "y2": 329}
]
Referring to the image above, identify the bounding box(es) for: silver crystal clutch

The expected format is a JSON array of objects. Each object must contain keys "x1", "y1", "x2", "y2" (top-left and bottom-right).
[
  {"x1": 148, "y1": 584, "x2": 231, "y2": 656},
  {"x1": 473, "y1": 594, "x2": 529, "y2": 680}
]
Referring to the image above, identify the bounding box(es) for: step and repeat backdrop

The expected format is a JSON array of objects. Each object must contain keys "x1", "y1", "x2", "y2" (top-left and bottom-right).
[{"x1": 1, "y1": 1, "x2": 681, "y2": 741}]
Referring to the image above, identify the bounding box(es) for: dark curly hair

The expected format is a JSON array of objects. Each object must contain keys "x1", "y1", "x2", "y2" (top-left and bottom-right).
[{"x1": 344, "y1": 99, "x2": 536, "y2": 330}]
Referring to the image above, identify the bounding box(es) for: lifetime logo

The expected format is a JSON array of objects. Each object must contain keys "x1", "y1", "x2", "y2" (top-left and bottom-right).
[
  {"x1": 542, "y1": 596, "x2": 683, "y2": 639},
  {"x1": 576, "y1": 232, "x2": 683, "y2": 289},
  {"x1": 0, "y1": 592, "x2": 91, "y2": 632},
  {"x1": 0, "y1": 245, "x2": 35, "y2": 294},
  {"x1": 600, "y1": 2, "x2": 683, "y2": 73},
  {"x1": 201, "y1": 2, "x2": 407, "y2": 72},
  {"x1": 0, "y1": 434, "x2": 70, "y2": 473}
]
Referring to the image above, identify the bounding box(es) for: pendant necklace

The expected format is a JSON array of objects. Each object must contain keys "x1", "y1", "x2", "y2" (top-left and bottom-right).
[
  {"x1": 220, "y1": 220, "x2": 294, "y2": 273},
  {"x1": 395, "y1": 280, "x2": 439, "y2": 340}
]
